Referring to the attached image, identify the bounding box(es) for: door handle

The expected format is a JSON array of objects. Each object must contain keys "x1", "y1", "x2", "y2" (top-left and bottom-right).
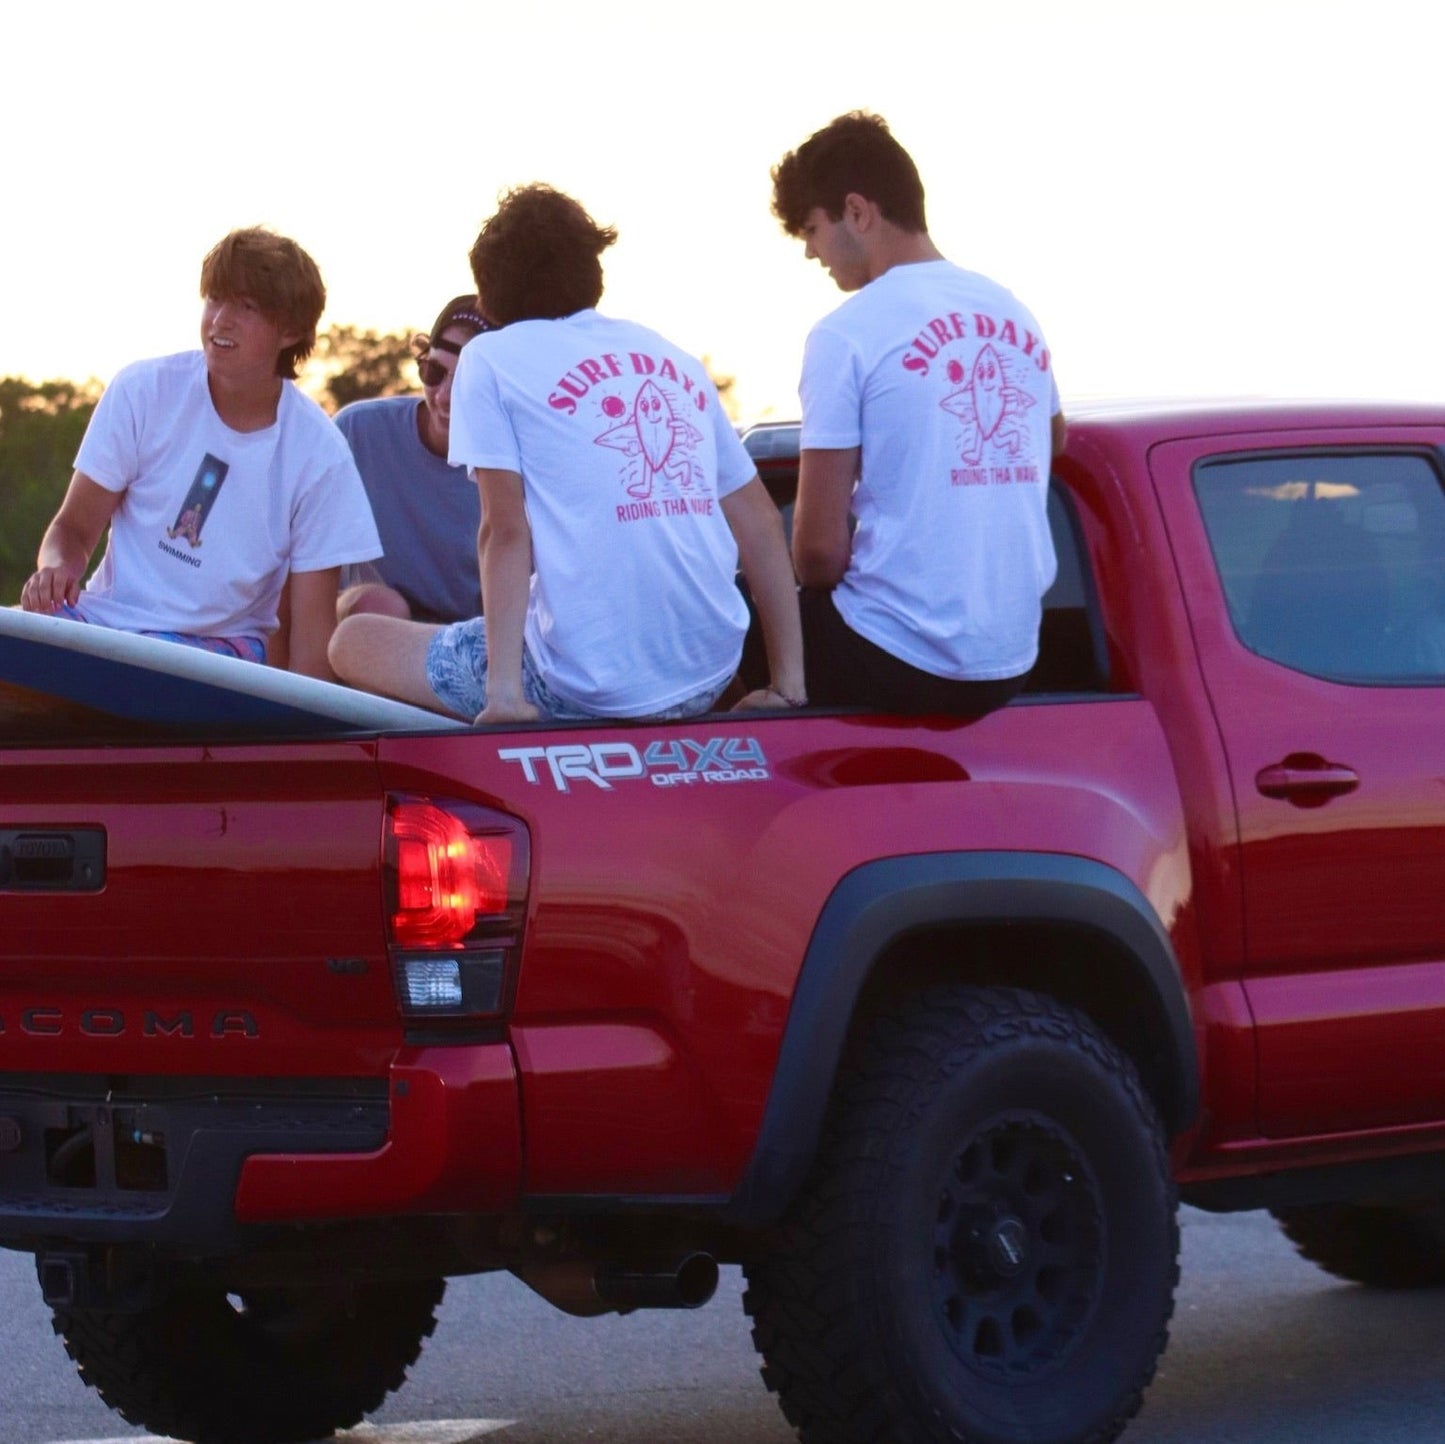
[{"x1": 1255, "y1": 756, "x2": 1359, "y2": 805}]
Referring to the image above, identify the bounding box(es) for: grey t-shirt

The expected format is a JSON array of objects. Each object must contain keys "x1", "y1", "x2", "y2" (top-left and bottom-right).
[{"x1": 334, "y1": 396, "x2": 482, "y2": 623}]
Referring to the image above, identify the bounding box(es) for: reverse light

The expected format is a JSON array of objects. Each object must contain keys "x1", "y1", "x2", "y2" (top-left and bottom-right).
[
  {"x1": 384, "y1": 796, "x2": 529, "y2": 1023},
  {"x1": 399, "y1": 957, "x2": 464, "y2": 1009},
  {"x1": 395, "y1": 950, "x2": 507, "y2": 1015}
]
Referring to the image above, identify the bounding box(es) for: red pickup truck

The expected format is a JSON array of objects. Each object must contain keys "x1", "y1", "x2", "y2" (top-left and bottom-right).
[{"x1": 2, "y1": 399, "x2": 1444, "y2": 1444}]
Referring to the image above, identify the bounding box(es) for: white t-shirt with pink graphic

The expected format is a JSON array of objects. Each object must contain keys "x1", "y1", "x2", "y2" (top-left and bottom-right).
[
  {"x1": 73, "y1": 351, "x2": 381, "y2": 639},
  {"x1": 800, "y1": 260, "x2": 1060, "y2": 681},
  {"x1": 449, "y1": 309, "x2": 754, "y2": 716}
]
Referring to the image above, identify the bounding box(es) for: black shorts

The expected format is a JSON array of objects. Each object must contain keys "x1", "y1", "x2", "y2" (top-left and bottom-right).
[{"x1": 799, "y1": 588, "x2": 1029, "y2": 716}]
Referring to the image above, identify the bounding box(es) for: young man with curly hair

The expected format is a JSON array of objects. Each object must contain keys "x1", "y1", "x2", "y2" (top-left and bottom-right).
[
  {"x1": 331, "y1": 185, "x2": 804, "y2": 725},
  {"x1": 773, "y1": 112, "x2": 1066, "y2": 715},
  {"x1": 21, "y1": 227, "x2": 380, "y2": 680}
]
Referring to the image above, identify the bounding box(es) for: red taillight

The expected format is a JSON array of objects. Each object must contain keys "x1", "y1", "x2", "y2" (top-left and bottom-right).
[
  {"x1": 384, "y1": 795, "x2": 529, "y2": 1023},
  {"x1": 389, "y1": 800, "x2": 514, "y2": 948}
]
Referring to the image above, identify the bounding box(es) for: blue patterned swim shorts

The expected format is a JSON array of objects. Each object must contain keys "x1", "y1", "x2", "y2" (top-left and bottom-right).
[{"x1": 425, "y1": 617, "x2": 725, "y2": 722}]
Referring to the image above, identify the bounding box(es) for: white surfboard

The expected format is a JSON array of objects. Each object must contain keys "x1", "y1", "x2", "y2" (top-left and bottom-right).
[{"x1": 0, "y1": 607, "x2": 463, "y2": 738}]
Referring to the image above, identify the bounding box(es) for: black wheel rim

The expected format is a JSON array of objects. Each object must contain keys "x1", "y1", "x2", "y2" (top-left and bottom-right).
[{"x1": 931, "y1": 1113, "x2": 1104, "y2": 1380}]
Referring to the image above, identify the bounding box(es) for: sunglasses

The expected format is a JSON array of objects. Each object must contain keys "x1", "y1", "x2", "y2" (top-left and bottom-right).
[
  {"x1": 418, "y1": 319, "x2": 495, "y2": 387},
  {"x1": 417, "y1": 356, "x2": 451, "y2": 388}
]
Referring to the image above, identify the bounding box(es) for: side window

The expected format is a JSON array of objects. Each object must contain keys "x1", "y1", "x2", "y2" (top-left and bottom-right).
[
  {"x1": 1025, "y1": 484, "x2": 1110, "y2": 693},
  {"x1": 1194, "y1": 452, "x2": 1445, "y2": 683}
]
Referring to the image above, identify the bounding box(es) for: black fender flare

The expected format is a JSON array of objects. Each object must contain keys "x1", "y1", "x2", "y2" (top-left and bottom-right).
[{"x1": 726, "y1": 851, "x2": 1197, "y2": 1226}]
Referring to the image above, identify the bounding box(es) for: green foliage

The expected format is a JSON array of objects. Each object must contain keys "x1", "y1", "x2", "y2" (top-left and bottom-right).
[
  {"x1": 0, "y1": 377, "x2": 100, "y2": 605},
  {"x1": 301, "y1": 326, "x2": 419, "y2": 415}
]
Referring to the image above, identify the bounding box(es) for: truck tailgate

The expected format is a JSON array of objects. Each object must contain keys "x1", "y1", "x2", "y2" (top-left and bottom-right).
[{"x1": 0, "y1": 739, "x2": 399, "y2": 1079}]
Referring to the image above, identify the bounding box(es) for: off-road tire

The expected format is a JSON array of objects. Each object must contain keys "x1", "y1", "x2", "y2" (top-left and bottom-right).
[
  {"x1": 744, "y1": 984, "x2": 1179, "y2": 1444},
  {"x1": 52, "y1": 1276, "x2": 446, "y2": 1444},
  {"x1": 1272, "y1": 1201, "x2": 1445, "y2": 1288}
]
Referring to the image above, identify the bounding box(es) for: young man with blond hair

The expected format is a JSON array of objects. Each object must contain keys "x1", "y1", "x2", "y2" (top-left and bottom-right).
[{"x1": 21, "y1": 227, "x2": 380, "y2": 680}]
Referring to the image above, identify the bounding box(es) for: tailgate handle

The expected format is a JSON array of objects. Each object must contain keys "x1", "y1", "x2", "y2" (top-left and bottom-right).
[
  {"x1": 0, "y1": 829, "x2": 106, "y2": 891},
  {"x1": 1255, "y1": 756, "x2": 1359, "y2": 805}
]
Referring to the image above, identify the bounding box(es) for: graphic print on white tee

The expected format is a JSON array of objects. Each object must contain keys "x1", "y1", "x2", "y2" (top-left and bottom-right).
[
  {"x1": 938, "y1": 344, "x2": 1037, "y2": 465},
  {"x1": 593, "y1": 379, "x2": 704, "y2": 499},
  {"x1": 164, "y1": 453, "x2": 229, "y2": 549}
]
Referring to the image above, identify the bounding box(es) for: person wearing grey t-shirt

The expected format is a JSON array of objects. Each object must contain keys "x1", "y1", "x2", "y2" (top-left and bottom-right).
[{"x1": 335, "y1": 295, "x2": 493, "y2": 624}]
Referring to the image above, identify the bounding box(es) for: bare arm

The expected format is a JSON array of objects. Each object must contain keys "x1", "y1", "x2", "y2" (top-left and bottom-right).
[
  {"x1": 268, "y1": 575, "x2": 292, "y2": 670},
  {"x1": 284, "y1": 567, "x2": 341, "y2": 681},
  {"x1": 791, "y1": 446, "x2": 859, "y2": 589},
  {"x1": 474, "y1": 468, "x2": 539, "y2": 726},
  {"x1": 721, "y1": 477, "x2": 806, "y2": 709},
  {"x1": 1052, "y1": 410, "x2": 1067, "y2": 458},
  {"x1": 20, "y1": 471, "x2": 121, "y2": 611}
]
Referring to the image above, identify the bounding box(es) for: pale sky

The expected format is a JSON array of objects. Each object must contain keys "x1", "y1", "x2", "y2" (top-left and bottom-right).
[{"x1": 3, "y1": 0, "x2": 1441, "y2": 421}]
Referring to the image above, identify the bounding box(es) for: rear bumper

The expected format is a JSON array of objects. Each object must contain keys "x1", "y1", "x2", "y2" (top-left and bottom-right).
[
  {"x1": 0, "y1": 1044, "x2": 521, "y2": 1251},
  {"x1": 235, "y1": 1044, "x2": 521, "y2": 1223}
]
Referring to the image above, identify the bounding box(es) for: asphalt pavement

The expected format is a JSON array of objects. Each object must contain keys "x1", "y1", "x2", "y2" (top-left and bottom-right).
[{"x1": 7, "y1": 1207, "x2": 1445, "y2": 1444}]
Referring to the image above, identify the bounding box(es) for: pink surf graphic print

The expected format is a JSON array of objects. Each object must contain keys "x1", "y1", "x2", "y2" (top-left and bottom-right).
[
  {"x1": 939, "y1": 344, "x2": 1036, "y2": 465},
  {"x1": 594, "y1": 379, "x2": 705, "y2": 499}
]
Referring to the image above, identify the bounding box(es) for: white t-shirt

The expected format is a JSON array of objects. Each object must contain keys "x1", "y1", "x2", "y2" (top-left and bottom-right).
[
  {"x1": 449, "y1": 310, "x2": 753, "y2": 716},
  {"x1": 74, "y1": 351, "x2": 381, "y2": 638},
  {"x1": 801, "y1": 260, "x2": 1060, "y2": 681}
]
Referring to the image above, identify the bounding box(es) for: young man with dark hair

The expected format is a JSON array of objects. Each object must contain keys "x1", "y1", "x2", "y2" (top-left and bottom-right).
[
  {"x1": 772, "y1": 112, "x2": 1066, "y2": 715},
  {"x1": 21, "y1": 227, "x2": 380, "y2": 680},
  {"x1": 466, "y1": 184, "x2": 616, "y2": 326},
  {"x1": 333, "y1": 295, "x2": 492, "y2": 624},
  {"x1": 330, "y1": 185, "x2": 804, "y2": 725}
]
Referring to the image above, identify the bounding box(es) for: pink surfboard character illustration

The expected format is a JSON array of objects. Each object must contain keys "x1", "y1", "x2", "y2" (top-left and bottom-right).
[
  {"x1": 595, "y1": 380, "x2": 704, "y2": 498},
  {"x1": 635, "y1": 381, "x2": 675, "y2": 480},
  {"x1": 972, "y1": 344, "x2": 1006, "y2": 440},
  {"x1": 940, "y1": 344, "x2": 1035, "y2": 464}
]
